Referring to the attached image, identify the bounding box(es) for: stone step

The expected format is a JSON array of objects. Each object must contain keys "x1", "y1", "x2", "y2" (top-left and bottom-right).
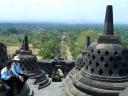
[
  {"x1": 34, "y1": 74, "x2": 47, "y2": 84},
  {"x1": 30, "y1": 73, "x2": 44, "y2": 79},
  {"x1": 36, "y1": 77, "x2": 48, "y2": 85},
  {"x1": 38, "y1": 79, "x2": 51, "y2": 89}
]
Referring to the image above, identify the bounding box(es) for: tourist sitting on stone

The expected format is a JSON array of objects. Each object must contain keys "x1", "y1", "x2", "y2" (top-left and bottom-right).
[
  {"x1": 11, "y1": 55, "x2": 28, "y2": 90},
  {"x1": 1, "y1": 60, "x2": 17, "y2": 96},
  {"x1": 52, "y1": 69, "x2": 63, "y2": 82},
  {"x1": 56, "y1": 69, "x2": 64, "y2": 78}
]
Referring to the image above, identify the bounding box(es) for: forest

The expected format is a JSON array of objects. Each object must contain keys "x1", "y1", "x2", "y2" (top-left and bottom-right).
[{"x1": 0, "y1": 23, "x2": 127, "y2": 60}]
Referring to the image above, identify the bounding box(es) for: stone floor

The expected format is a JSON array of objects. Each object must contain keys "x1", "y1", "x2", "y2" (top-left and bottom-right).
[{"x1": 27, "y1": 78, "x2": 64, "y2": 96}]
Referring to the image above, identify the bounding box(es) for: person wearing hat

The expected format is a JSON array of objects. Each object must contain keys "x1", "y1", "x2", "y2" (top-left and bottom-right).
[
  {"x1": 1, "y1": 60, "x2": 16, "y2": 96},
  {"x1": 11, "y1": 55, "x2": 28, "y2": 90}
]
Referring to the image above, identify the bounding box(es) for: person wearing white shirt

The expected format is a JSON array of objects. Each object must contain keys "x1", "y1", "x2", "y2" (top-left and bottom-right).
[
  {"x1": 11, "y1": 55, "x2": 28, "y2": 89},
  {"x1": 11, "y1": 62, "x2": 22, "y2": 78},
  {"x1": 1, "y1": 66, "x2": 12, "y2": 80},
  {"x1": 1, "y1": 60, "x2": 15, "y2": 96}
]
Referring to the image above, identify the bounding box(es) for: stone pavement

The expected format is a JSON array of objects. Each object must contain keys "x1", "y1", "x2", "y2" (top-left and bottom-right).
[{"x1": 27, "y1": 78, "x2": 63, "y2": 96}]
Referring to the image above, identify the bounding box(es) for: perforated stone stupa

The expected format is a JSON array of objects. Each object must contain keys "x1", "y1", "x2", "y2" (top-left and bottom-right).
[
  {"x1": 0, "y1": 42, "x2": 32, "y2": 96},
  {"x1": 18, "y1": 35, "x2": 51, "y2": 89},
  {"x1": 61, "y1": 5, "x2": 128, "y2": 96},
  {"x1": 69, "y1": 36, "x2": 90, "y2": 79}
]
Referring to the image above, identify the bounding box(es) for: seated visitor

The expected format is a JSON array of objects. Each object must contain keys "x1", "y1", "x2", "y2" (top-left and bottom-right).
[
  {"x1": 1, "y1": 60, "x2": 17, "y2": 96},
  {"x1": 56, "y1": 69, "x2": 64, "y2": 78},
  {"x1": 52, "y1": 69, "x2": 63, "y2": 82},
  {"x1": 11, "y1": 55, "x2": 28, "y2": 89}
]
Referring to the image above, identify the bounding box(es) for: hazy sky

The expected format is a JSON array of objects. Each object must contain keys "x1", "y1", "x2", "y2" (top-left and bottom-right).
[{"x1": 0, "y1": 0, "x2": 127, "y2": 24}]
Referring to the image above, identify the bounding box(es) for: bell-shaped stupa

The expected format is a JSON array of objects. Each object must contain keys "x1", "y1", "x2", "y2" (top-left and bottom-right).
[{"x1": 61, "y1": 5, "x2": 128, "y2": 96}]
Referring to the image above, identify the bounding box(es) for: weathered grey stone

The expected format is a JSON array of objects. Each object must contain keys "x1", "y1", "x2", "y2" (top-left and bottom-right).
[
  {"x1": 0, "y1": 43, "x2": 9, "y2": 96},
  {"x1": 86, "y1": 36, "x2": 90, "y2": 49},
  {"x1": 0, "y1": 80, "x2": 7, "y2": 96},
  {"x1": 104, "y1": 5, "x2": 113, "y2": 35},
  {"x1": 17, "y1": 83, "x2": 31, "y2": 96},
  {"x1": 69, "y1": 36, "x2": 90, "y2": 79},
  {"x1": 18, "y1": 36, "x2": 51, "y2": 89},
  {"x1": 0, "y1": 42, "x2": 8, "y2": 68},
  {"x1": 120, "y1": 87, "x2": 128, "y2": 96},
  {"x1": 61, "y1": 5, "x2": 128, "y2": 96}
]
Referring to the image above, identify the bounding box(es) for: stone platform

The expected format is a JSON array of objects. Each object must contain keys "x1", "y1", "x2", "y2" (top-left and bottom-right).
[{"x1": 27, "y1": 78, "x2": 63, "y2": 96}]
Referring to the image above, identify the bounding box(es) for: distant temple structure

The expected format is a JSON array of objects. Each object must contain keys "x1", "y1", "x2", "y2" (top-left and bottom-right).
[{"x1": 61, "y1": 5, "x2": 128, "y2": 96}]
